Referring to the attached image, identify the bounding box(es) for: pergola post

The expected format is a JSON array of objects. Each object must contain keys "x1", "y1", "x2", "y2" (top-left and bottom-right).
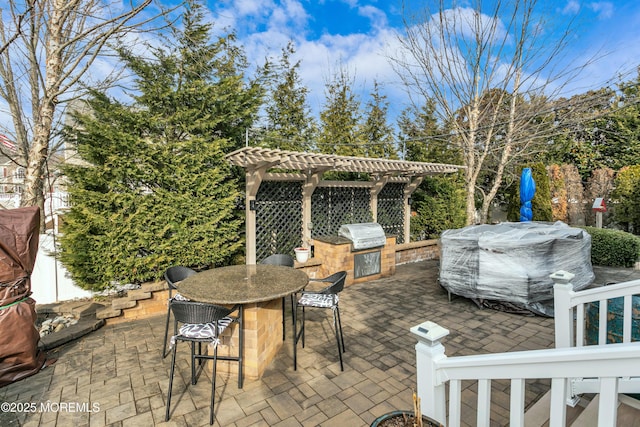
[
  {"x1": 302, "y1": 170, "x2": 323, "y2": 248},
  {"x1": 370, "y1": 174, "x2": 391, "y2": 222},
  {"x1": 403, "y1": 176, "x2": 425, "y2": 244},
  {"x1": 244, "y1": 164, "x2": 269, "y2": 264}
]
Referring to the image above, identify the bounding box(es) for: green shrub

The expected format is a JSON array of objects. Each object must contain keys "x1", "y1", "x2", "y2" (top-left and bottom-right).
[
  {"x1": 410, "y1": 173, "x2": 466, "y2": 240},
  {"x1": 611, "y1": 165, "x2": 640, "y2": 234},
  {"x1": 583, "y1": 226, "x2": 640, "y2": 267}
]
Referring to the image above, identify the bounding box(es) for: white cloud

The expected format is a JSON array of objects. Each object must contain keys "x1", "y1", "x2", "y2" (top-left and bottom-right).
[
  {"x1": 234, "y1": 0, "x2": 271, "y2": 17},
  {"x1": 435, "y1": 7, "x2": 509, "y2": 46},
  {"x1": 588, "y1": 2, "x2": 614, "y2": 19},
  {"x1": 358, "y1": 5, "x2": 388, "y2": 29},
  {"x1": 207, "y1": 0, "x2": 403, "y2": 119},
  {"x1": 562, "y1": 1, "x2": 581, "y2": 15}
]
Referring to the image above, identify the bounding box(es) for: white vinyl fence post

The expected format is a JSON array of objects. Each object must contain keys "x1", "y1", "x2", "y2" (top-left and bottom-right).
[
  {"x1": 551, "y1": 270, "x2": 576, "y2": 349},
  {"x1": 550, "y1": 270, "x2": 580, "y2": 407},
  {"x1": 411, "y1": 321, "x2": 449, "y2": 426}
]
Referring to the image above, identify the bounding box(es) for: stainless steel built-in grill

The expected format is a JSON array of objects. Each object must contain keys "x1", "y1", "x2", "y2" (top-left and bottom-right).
[{"x1": 338, "y1": 223, "x2": 386, "y2": 250}]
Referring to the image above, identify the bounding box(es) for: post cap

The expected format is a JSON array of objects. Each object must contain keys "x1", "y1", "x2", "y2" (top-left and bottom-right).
[
  {"x1": 410, "y1": 321, "x2": 450, "y2": 343},
  {"x1": 550, "y1": 270, "x2": 575, "y2": 284}
]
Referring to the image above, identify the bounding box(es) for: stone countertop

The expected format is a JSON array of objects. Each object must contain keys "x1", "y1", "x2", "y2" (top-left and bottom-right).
[
  {"x1": 314, "y1": 234, "x2": 396, "y2": 245},
  {"x1": 314, "y1": 235, "x2": 352, "y2": 245},
  {"x1": 177, "y1": 264, "x2": 309, "y2": 305}
]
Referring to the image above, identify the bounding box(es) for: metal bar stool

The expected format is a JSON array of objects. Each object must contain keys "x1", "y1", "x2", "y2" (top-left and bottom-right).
[
  {"x1": 165, "y1": 300, "x2": 243, "y2": 425},
  {"x1": 293, "y1": 271, "x2": 347, "y2": 371},
  {"x1": 259, "y1": 254, "x2": 295, "y2": 340},
  {"x1": 162, "y1": 266, "x2": 196, "y2": 358}
]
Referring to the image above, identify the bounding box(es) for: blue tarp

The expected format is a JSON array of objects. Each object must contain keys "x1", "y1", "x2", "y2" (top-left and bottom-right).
[{"x1": 519, "y1": 168, "x2": 536, "y2": 222}]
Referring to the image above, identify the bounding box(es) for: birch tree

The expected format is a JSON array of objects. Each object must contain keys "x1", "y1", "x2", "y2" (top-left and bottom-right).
[
  {"x1": 392, "y1": 0, "x2": 597, "y2": 224},
  {"x1": 0, "y1": 0, "x2": 161, "y2": 228}
]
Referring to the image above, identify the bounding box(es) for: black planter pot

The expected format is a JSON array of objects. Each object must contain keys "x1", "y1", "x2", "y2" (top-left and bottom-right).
[{"x1": 370, "y1": 410, "x2": 442, "y2": 427}]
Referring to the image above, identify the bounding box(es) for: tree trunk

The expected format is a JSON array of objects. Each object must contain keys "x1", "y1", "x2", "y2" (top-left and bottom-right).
[
  {"x1": 19, "y1": 1, "x2": 64, "y2": 232},
  {"x1": 20, "y1": 126, "x2": 50, "y2": 231},
  {"x1": 465, "y1": 166, "x2": 476, "y2": 225}
]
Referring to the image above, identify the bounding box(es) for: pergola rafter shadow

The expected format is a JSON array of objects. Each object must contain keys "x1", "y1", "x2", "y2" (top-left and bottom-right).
[{"x1": 226, "y1": 147, "x2": 465, "y2": 264}]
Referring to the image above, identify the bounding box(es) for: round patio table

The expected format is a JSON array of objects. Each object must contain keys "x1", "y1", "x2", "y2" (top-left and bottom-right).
[
  {"x1": 177, "y1": 264, "x2": 309, "y2": 380},
  {"x1": 177, "y1": 264, "x2": 308, "y2": 305}
]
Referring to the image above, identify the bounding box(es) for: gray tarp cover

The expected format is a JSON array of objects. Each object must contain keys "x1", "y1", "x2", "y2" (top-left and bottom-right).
[
  {"x1": 0, "y1": 206, "x2": 45, "y2": 386},
  {"x1": 439, "y1": 221, "x2": 594, "y2": 316}
]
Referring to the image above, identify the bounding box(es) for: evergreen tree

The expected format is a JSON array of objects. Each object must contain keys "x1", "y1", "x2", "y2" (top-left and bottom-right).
[
  {"x1": 563, "y1": 164, "x2": 587, "y2": 226},
  {"x1": 551, "y1": 88, "x2": 618, "y2": 178},
  {"x1": 548, "y1": 164, "x2": 568, "y2": 222},
  {"x1": 256, "y1": 42, "x2": 316, "y2": 151},
  {"x1": 548, "y1": 72, "x2": 640, "y2": 178},
  {"x1": 397, "y1": 101, "x2": 461, "y2": 164},
  {"x1": 361, "y1": 81, "x2": 397, "y2": 159},
  {"x1": 530, "y1": 163, "x2": 553, "y2": 222},
  {"x1": 611, "y1": 165, "x2": 640, "y2": 234},
  {"x1": 207, "y1": 34, "x2": 263, "y2": 150},
  {"x1": 410, "y1": 174, "x2": 466, "y2": 239},
  {"x1": 398, "y1": 102, "x2": 465, "y2": 236},
  {"x1": 59, "y1": 1, "x2": 259, "y2": 290},
  {"x1": 317, "y1": 67, "x2": 364, "y2": 157},
  {"x1": 602, "y1": 73, "x2": 640, "y2": 167}
]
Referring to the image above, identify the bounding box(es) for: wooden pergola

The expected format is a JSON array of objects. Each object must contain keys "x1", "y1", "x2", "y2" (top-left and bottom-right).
[{"x1": 225, "y1": 147, "x2": 465, "y2": 264}]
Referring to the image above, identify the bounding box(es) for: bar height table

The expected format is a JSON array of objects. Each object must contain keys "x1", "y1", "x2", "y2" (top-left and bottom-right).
[{"x1": 177, "y1": 264, "x2": 308, "y2": 380}]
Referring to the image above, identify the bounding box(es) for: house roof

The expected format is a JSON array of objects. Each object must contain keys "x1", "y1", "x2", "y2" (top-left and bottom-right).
[{"x1": 225, "y1": 147, "x2": 465, "y2": 176}]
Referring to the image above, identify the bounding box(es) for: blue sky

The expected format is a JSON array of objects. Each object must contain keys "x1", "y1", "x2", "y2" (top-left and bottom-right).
[
  {"x1": 1, "y1": 1, "x2": 638, "y2": 143},
  {"x1": 203, "y1": 0, "x2": 640, "y2": 125}
]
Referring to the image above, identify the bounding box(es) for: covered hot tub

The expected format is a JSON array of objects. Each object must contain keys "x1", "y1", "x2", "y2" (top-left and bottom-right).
[{"x1": 439, "y1": 221, "x2": 594, "y2": 316}]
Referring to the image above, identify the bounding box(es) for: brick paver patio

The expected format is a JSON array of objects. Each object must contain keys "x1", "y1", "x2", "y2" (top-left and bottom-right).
[{"x1": 1, "y1": 260, "x2": 569, "y2": 426}]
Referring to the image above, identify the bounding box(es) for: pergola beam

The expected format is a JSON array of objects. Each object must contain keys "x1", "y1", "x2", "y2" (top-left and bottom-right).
[
  {"x1": 226, "y1": 147, "x2": 464, "y2": 175},
  {"x1": 225, "y1": 147, "x2": 465, "y2": 263}
]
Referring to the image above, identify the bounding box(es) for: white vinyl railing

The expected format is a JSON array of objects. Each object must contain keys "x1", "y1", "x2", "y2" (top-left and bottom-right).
[
  {"x1": 552, "y1": 270, "x2": 640, "y2": 399},
  {"x1": 552, "y1": 270, "x2": 640, "y2": 348},
  {"x1": 413, "y1": 270, "x2": 640, "y2": 427}
]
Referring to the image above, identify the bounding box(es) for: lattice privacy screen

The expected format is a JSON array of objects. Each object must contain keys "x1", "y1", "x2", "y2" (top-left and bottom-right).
[
  {"x1": 377, "y1": 183, "x2": 405, "y2": 244},
  {"x1": 311, "y1": 187, "x2": 372, "y2": 238},
  {"x1": 255, "y1": 181, "x2": 303, "y2": 262},
  {"x1": 255, "y1": 181, "x2": 406, "y2": 259}
]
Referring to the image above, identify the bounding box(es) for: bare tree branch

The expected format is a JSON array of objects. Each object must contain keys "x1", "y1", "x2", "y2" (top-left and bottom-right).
[
  {"x1": 0, "y1": 2, "x2": 33, "y2": 56},
  {"x1": 391, "y1": 0, "x2": 605, "y2": 224},
  {"x1": 0, "y1": 0, "x2": 173, "y2": 230}
]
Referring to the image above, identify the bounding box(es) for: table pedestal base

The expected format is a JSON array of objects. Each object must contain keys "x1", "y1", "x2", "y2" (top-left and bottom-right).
[{"x1": 210, "y1": 299, "x2": 284, "y2": 380}]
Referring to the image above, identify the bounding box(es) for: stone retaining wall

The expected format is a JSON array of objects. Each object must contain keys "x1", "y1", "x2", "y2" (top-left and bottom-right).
[{"x1": 395, "y1": 239, "x2": 440, "y2": 265}]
